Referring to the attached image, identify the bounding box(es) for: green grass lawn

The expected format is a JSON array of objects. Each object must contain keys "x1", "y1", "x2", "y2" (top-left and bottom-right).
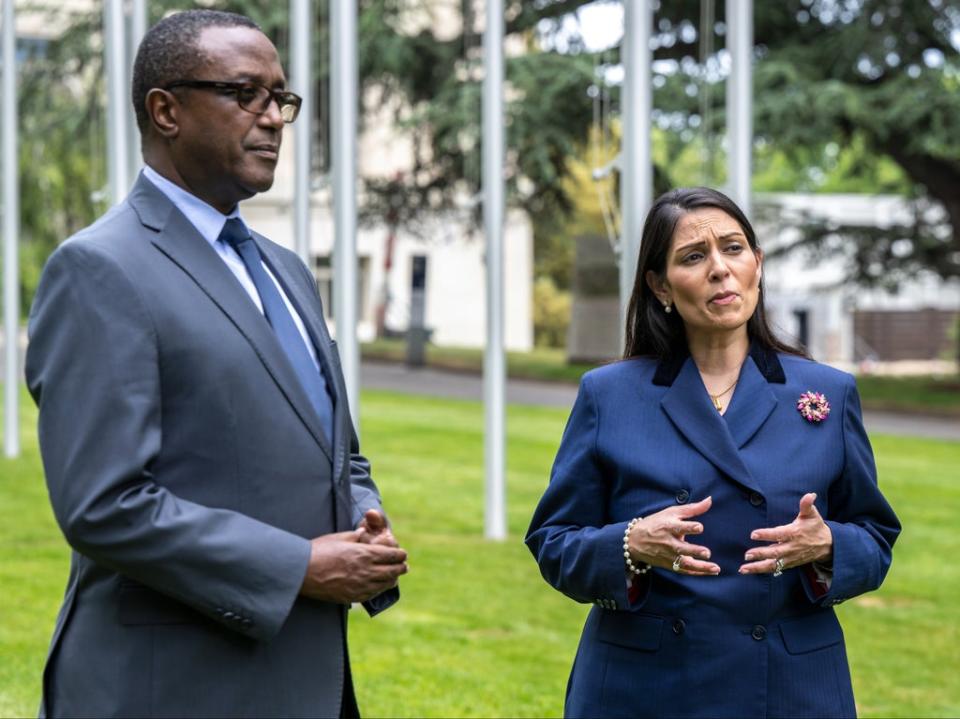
[
  {"x1": 363, "y1": 339, "x2": 594, "y2": 384},
  {"x1": 1, "y1": 386, "x2": 958, "y2": 717}
]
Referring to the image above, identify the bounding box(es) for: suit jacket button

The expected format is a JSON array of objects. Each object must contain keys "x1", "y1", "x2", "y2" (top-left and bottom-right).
[
  {"x1": 672, "y1": 619, "x2": 686, "y2": 635},
  {"x1": 749, "y1": 492, "x2": 764, "y2": 507},
  {"x1": 223, "y1": 611, "x2": 235, "y2": 620},
  {"x1": 675, "y1": 489, "x2": 690, "y2": 504},
  {"x1": 751, "y1": 625, "x2": 767, "y2": 641},
  {"x1": 241, "y1": 618, "x2": 253, "y2": 628}
]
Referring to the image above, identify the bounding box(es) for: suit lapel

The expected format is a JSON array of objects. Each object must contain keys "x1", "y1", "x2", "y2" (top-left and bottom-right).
[
  {"x1": 722, "y1": 355, "x2": 778, "y2": 449},
  {"x1": 257, "y1": 241, "x2": 355, "y2": 530},
  {"x1": 659, "y1": 356, "x2": 762, "y2": 494},
  {"x1": 129, "y1": 177, "x2": 334, "y2": 462},
  {"x1": 257, "y1": 239, "x2": 348, "y2": 476}
]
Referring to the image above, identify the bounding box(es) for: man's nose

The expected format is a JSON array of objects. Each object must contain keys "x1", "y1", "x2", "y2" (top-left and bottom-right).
[{"x1": 258, "y1": 96, "x2": 286, "y2": 129}]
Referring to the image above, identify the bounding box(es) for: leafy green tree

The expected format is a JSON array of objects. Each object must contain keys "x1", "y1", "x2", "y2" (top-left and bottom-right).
[
  {"x1": 14, "y1": 6, "x2": 107, "y2": 311},
  {"x1": 350, "y1": 1, "x2": 960, "y2": 292},
  {"x1": 635, "y1": 0, "x2": 959, "y2": 286},
  {"x1": 13, "y1": 0, "x2": 959, "y2": 334},
  {"x1": 749, "y1": 0, "x2": 960, "y2": 286},
  {"x1": 12, "y1": 0, "x2": 290, "y2": 311}
]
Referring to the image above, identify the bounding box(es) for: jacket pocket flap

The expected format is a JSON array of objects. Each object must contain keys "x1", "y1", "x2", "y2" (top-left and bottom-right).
[
  {"x1": 597, "y1": 612, "x2": 663, "y2": 652},
  {"x1": 779, "y1": 611, "x2": 844, "y2": 655}
]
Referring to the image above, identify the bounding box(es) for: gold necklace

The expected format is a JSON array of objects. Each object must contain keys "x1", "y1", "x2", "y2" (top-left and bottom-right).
[{"x1": 708, "y1": 379, "x2": 738, "y2": 412}]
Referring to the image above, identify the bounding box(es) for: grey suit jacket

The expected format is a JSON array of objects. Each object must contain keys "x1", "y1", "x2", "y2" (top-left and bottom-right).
[{"x1": 26, "y1": 174, "x2": 398, "y2": 718}]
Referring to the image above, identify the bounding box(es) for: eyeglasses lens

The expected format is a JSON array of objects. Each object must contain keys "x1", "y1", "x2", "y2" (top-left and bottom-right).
[
  {"x1": 279, "y1": 103, "x2": 298, "y2": 123},
  {"x1": 236, "y1": 86, "x2": 299, "y2": 124}
]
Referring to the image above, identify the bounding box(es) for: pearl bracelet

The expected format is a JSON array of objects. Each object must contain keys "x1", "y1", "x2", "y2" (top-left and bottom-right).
[{"x1": 623, "y1": 517, "x2": 650, "y2": 576}]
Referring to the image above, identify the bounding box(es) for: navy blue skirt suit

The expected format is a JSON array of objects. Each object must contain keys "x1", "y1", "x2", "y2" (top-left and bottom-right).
[{"x1": 526, "y1": 345, "x2": 900, "y2": 718}]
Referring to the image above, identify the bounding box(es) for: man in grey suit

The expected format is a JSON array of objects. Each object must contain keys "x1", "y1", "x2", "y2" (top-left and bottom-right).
[{"x1": 25, "y1": 10, "x2": 407, "y2": 718}]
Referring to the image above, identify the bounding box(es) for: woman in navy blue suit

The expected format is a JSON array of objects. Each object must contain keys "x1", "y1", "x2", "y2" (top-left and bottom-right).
[{"x1": 526, "y1": 187, "x2": 900, "y2": 718}]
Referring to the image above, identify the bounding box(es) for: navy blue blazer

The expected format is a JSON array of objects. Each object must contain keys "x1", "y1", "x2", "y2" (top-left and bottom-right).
[{"x1": 526, "y1": 346, "x2": 900, "y2": 719}]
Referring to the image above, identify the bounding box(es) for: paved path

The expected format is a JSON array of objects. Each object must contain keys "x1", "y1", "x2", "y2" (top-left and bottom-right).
[{"x1": 362, "y1": 361, "x2": 960, "y2": 442}]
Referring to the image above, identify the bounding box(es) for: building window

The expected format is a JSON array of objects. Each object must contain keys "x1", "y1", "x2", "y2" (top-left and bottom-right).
[
  {"x1": 313, "y1": 256, "x2": 333, "y2": 313},
  {"x1": 792, "y1": 308, "x2": 810, "y2": 351},
  {"x1": 312, "y1": 255, "x2": 372, "y2": 322}
]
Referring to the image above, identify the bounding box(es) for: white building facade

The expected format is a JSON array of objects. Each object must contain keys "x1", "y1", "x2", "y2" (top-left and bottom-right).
[
  {"x1": 242, "y1": 137, "x2": 534, "y2": 351},
  {"x1": 758, "y1": 193, "x2": 960, "y2": 371}
]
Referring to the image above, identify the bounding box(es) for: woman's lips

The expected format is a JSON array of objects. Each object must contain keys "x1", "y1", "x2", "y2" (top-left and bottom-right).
[{"x1": 710, "y1": 292, "x2": 738, "y2": 306}]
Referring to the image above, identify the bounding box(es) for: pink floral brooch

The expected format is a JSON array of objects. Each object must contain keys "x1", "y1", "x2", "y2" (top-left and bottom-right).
[{"x1": 797, "y1": 391, "x2": 830, "y2": 423}]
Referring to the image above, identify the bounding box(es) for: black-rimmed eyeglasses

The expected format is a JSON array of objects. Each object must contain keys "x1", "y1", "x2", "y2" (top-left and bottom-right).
[{"x1": 164, "y1": 80, "x2": 302, "y2": 123}]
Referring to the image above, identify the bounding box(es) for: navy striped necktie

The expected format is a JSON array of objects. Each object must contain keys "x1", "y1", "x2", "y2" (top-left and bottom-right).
[{"x1": 219, "y1": 218, "x2": 334, "y2": 445}]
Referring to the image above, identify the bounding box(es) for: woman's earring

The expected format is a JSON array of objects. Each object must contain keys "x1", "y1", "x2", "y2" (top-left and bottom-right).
[{"x1": 663, "y1": 302, "x2": 672, "y2": 314}]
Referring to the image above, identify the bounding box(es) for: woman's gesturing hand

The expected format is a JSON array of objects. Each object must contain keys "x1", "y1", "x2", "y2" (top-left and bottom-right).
[
  {"x1": 626, "y1": 496, "x2": 721, "y2": 576},
  {"x1": 739, "y1": 492, "x2": 833, "y2": 575}
]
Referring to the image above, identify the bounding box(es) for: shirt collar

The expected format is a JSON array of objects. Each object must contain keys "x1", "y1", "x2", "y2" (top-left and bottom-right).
[{"x1": 142, "y1": 165, "x2": 245, "y2": 246}]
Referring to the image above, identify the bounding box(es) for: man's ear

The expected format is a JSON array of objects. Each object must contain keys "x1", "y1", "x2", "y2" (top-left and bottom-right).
[
  {"x1": 145, "y1": 88, "x2": 180, "y2": 139},
  {"x1": 645, "y1": 269, "x2": 670, "y2": 306}
]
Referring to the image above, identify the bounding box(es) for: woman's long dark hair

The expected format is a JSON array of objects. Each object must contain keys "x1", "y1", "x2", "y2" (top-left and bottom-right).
[{"x1": 623, "y1": 187, "x2": 807, "y2": 360}]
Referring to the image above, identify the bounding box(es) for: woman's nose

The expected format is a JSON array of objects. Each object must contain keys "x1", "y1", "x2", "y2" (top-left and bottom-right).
[{"x1": 707, "y1": 251, "x2": 730, "y2": 280}]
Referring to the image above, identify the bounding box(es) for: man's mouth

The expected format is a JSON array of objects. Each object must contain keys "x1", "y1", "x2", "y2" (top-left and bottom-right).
[{"x1": 248, "y1": 145, "x2": 279, "y2": 160}]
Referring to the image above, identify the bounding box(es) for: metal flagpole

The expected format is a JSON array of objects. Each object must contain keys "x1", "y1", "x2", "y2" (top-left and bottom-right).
[
  {"x1": 619, "y1": 0, "x2": 653, "y2": 348},
  {"x1": 726, "y1": 0, "x2": 753, "y2": 218},
  {"x1": 331, "y1": 0, "x2": 360, "y2": 428},
  {"x1": 482, "y1": 0, "x2": 506, "y2": 540},
  {"x1": 104, "y1": 0, "x2": 129, "y2": 205},
  {"x1": 127, "y1": 0, "x2": 147, "y2": 181},
  {"x1": 2, "y1": 0, "x2": 19, "y2": 457},
  {"x1": 290, "y1": 0, "x2": 312, "y2": 264}
]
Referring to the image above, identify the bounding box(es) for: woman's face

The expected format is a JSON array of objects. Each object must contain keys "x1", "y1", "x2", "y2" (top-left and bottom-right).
[{"x1": 646, "y1": 207, "x2": 763, "y2": 343}]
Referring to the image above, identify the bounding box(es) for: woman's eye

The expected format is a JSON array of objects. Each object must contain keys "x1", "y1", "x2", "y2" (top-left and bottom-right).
[
  {"x1": 682, "y1": 252, "x2": 703, "y2": 264},
  {"x1": 725, "y1": 243, "x2": 744, "y2": 253}
]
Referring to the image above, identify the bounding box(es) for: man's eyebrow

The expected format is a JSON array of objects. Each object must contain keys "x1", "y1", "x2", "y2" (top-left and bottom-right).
[{"x1": 228, "y1": 73, "x2": 287, "y2": 89}]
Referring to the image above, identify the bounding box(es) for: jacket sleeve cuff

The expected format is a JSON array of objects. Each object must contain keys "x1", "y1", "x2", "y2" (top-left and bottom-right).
[
  {"x1": 235, "y1": 533, "x2": 313, "y2": 641},
  {"x1": 802, "y1": 520, "x2": 851, "y2": 607},
  {"x1": 362, "y1": 586, "x2": 400, "y2": 617},
  {"x1": 595, "y1": 521, "x2": 652, "y2": 611}
]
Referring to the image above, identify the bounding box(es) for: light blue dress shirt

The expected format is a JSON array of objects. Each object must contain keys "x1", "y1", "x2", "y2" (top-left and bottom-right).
[{"x1": 141, "y1": 166, "x2": 320, "y2": 371}]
